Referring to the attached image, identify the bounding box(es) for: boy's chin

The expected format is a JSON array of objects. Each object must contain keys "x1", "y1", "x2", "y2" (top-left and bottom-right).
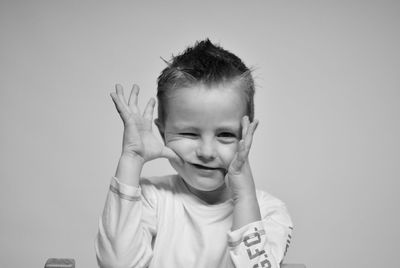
[{"x1": 183, "y1": 177, "x2": 226, "y2": 192}]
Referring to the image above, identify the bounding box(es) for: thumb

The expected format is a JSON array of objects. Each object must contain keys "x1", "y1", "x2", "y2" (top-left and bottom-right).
[
  {"x1": 229, "y1": 154, "x2": 245, "y2": 174},
  {"x1": 161, "y1": 146, "x2": 183, "y2": 165},
  {"x1": 228, "y1": 140, "x2": 246, "y2": 175}
]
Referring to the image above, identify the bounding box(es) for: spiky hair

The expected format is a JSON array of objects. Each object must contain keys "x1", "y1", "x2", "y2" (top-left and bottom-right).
[{"x1": 157, "y1": 39, "x2": 255, "y2": 122}]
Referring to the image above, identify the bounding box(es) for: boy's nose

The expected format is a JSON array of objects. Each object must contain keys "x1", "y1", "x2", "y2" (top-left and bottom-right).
[{"x1": 196, "y1": 140, "x2": 217, "y2": 162}]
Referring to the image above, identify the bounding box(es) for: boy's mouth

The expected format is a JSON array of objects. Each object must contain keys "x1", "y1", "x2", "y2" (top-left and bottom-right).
[{"x1": 189, "y1": 163, "x2": 221, "y2": 171}]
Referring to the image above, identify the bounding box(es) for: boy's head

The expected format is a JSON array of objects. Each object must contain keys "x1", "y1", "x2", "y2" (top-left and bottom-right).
[
  {"x1": 154, "y1": 39, "x2": 256, "y2": 195},
  {"x1": 156, "y1": 39, "x2": 255, "y2": 124}
]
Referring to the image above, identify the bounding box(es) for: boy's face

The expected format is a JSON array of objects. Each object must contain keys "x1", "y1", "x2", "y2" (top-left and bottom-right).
[{"x1": 159, "y1": 84, "x2": 247, "y2": 192}]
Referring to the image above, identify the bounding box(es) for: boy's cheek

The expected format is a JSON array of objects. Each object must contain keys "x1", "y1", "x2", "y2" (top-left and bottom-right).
[
  {"x1": 166, "y1": 138, "x2": 238, "y2": 165},
  {"x1": 166, "y1": 140, "x2": 194, "y2": 160},
  {"x1": 219, "y1": 145, "x2": 239, "y2": 168}
]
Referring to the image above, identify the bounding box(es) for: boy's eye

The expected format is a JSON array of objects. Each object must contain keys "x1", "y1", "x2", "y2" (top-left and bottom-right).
[
  {"x1": 218, "y1": 132, "x2": 237, "y2": 138},
  {"x1": 180, "y1": 133, "x2": 197, "y2": 137}
]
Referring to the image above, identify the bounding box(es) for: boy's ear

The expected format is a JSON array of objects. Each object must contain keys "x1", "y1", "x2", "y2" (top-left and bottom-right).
[{"x1": 154, "y1": 118, "x2": 165, "y2": 141}]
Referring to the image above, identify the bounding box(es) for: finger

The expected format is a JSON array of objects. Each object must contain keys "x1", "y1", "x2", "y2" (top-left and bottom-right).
[
  {"x1": 230, "y1": 140, "x2": 246, "y2": 172},
  {"x1": 234, "y1": 120, "x2": 259, "y2": 167},
  {"x1": 115, "y1": 83, "x2": 126, "y2": 99},
  {"x1": 143, "y1": 98, "x2": 156, "y2": 121},
  {"x1": 244, "y1": 119, "x2": 259, "y2": 150},
  {"x1": 237, "y1": 138, "x2": 248, "y2": 163},
  {"x1": 110, "y1": 92, "x2": 129, "y2": 120},
  {"x1": 128, "y1": 84, "x2": 140, "y2": 111},
  {"x1": 115, "y1": 84, "x2": 130, "y2": 112},
  {"x1": 241, "y1": 116, "x2": 250, "y2": 139},
  {"x1": 230, "y1": 117, "x2": 251, "y2": 173},
  {"x1": 229, "y1": 155, "x2": 245, "y2": 174}
]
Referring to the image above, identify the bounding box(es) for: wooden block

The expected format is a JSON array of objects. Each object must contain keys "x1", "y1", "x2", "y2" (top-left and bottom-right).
[{"x1": 44, "y1": 258, "x2": 75, "y2": 268}]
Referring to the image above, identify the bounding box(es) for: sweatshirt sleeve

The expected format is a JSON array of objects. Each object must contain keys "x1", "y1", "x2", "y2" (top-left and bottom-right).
[
  {"x1": 95, "y1": 177, "x2": 158, "y2": 268},
  {"x1": 227, "y1": 194, "x2": 293, "y2": 268}
]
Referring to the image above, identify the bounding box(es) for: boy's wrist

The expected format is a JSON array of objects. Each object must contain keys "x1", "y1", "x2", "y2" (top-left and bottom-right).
[
  {"x1": 232, "y1": 190, "x2": 258, "y2": 205},
  {"x1": 120, "y1": 151, "x2": 146, "y2": 164},
  {"x1": 231, "y1": 192, "x2": 261, "y2": 230},
  {"x1": 114, "y1": 153, "x2": 145, "y2": 186},
  {"x1": 229, "y1": 179, "x2": 257, "y2": 203}
]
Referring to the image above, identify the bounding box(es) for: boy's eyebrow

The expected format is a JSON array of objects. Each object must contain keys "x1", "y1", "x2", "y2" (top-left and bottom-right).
[
  {"x1": 168, "y1": 124, "x2": 199, "y2": 131},
  {"x1": 168, "y1": 121, "x2": 241, "y2": 132},
  {"x1": 216, "y1": 126, "x2": 240, "y2": 133}
]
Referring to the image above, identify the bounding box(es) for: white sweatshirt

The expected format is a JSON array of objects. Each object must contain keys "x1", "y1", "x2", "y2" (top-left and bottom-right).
[{"x1": 95, "y1": 175, "x2": 293, "y2": 268}]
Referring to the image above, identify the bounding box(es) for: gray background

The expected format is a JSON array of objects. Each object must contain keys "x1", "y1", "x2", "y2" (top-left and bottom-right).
[{"x1": 1, "y1": 1, "x2": 399, "y2": 267}]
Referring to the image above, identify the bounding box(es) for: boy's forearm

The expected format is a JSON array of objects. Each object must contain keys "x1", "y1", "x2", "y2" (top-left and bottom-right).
[
  {"x1": 114, "y1": 153, "x2": 145, "y2": 187},
  {"x1": 231, "y1": 193, "x2": 261, "y2": 231}
]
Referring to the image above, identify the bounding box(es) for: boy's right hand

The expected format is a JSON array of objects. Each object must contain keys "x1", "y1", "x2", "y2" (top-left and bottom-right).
[{"x1": 110, "y1": 84, "x2": 181, "y2": 164}]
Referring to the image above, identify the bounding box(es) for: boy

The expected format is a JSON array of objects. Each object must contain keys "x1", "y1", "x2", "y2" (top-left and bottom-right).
[{"x1": 96, "y1": 39, "x2": 293, "y2": 268}]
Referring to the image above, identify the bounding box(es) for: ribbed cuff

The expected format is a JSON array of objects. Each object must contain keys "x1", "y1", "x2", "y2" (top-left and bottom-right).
[{"x1": 109, "y1": 176, "x2": 141, "y2": 201}]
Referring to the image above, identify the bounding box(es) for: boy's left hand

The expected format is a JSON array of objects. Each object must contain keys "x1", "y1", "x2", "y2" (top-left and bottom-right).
[{"x1": 226, "y1": 116, "x2": 259, "y2": 201}]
